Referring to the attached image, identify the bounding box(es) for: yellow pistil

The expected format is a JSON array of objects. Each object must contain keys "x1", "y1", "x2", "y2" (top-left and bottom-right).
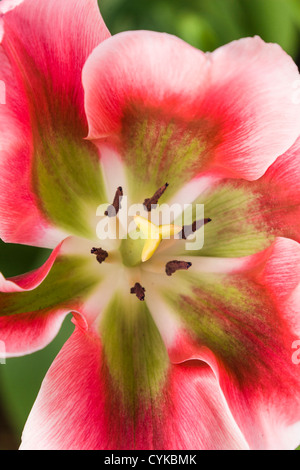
[{"x1": 134, "y1": 215, "x2": 182, "y2": 262}]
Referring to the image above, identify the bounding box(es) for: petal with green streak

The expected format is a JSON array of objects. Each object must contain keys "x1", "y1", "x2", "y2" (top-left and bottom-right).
[
  {"x1": 173, "y1": 169, "x2": 299, "y2": 258},
  {"x1": 182, "y1": 181, "x2": 271, "y2": 258},
  {"x1": 0, "y1": 0, "x2": 110, "y2": 246},
  {"x1": 0, "y1": 255, "x2": 100, "y2": 317},
  {"x1": 120, "y1": 105, "x2": 218, "y2": 202},
  {"x1": 19, "y1": 327, "x2": 250, "y2": 450},
  {"x1": 99, "y1": 291, "x2": 169, "y2": 417},
  {"x1": 171, "y1": 142, "x2": 300, "y2": 259},
  {"x1": 155, "y1": 238, "x2": 300, "y2": 449},
  {"x1": 84, "y1": 32, "x2": 300, "y2": 206},
  {"x1": 33, "y1": 136, "x2": 107, "y2": 239},
  {"x1": 0, "y1": 254, "x2": 101, "y2": 356},
  {"x1": 162, "y1": 270, "x2": 281, "y2": 384}
]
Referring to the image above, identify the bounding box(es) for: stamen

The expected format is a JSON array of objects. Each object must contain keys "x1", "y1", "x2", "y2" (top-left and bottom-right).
[
  {"x1": 91, "y1": 247, "x2": 108, "y2": 264},
  {"x1": 165, "y1": 260, "x2": 192, "y2": 276},
  {"x1": 180, "y1": 218, "x2": 212, "y2": 239},
  {"x1": 143, "y1": 183, "x2": 169, "y2": 211},
  {"x1": 105, "y1": 186, "x2": 123, "y2": 217},
  {"x1": 130, "y1": 282, "x2": 146, "y2": 301}
]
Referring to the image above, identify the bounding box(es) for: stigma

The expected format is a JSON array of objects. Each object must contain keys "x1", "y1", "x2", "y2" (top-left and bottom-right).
[{"x1": 134, "y1": 215, "x2": 182, "y2": 262}]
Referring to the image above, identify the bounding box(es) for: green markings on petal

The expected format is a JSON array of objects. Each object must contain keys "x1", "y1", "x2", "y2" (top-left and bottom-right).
[
  {"x1": 33, "y1": 135, "x2": 107, "y2": 238},
  {"x1": 0, "y1": 256, "x2": 100, "y2": 316},
  {"x1": 176, "y1": 183, "x2": 272, "y2": 258},
  {"x1": 200, "y1": 185, "x2": 269, "y2": 257},
  {"x1": 100, "y1": 292, "x2": 169, "y2": 415},
  {"x1": 121, "y1": 105, "x2": 218, "y2": 202},
  {"x1": 162, "y1": 271, "x2": 280, "y2": 385}
]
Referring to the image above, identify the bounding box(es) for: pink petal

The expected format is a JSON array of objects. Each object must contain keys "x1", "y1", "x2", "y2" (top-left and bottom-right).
[
  {"x1": 20, "y1": 327, "x2": 249, "y2": 450},
  {"x1": 0, "y1": 0, "x2": 110, "y2": 247},
  {"x1": 207, "y1": 37, "x2": 300, "y2": 179},
  {"x1": 0, "y1": 0, "x2": 24, "y2": 14},
  {"x1": 0, "y1": 309, "x2": 69, "y2": 359},
  {"x1": 167, "y1": 139, "x2": 300, "y2": 259},
  {"x1": 0, "y1": 237, "x2": 100, "y2": 357},
  {"x1": 255, "y1": 135, "x2": 300, "y2": 243},
  {"x1": 161, "y1": 238, "x2": 300, "y2": 449},
  {"x1": 0, "y1": 240, "x2": 65, "y2": 293},
  {"x1": 0, "y1": 240, "x2": 65, "y2": 357},
  {"x1": 83, "y1": 32, "x2": 300, "y2": 202}
]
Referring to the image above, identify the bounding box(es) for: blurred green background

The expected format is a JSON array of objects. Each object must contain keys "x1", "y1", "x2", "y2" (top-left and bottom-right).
[{"x1": 1, "y1": 0, "x2": 300, "y2": 450}]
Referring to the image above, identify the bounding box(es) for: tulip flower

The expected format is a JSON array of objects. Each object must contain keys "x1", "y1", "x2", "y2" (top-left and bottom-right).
[{"x1": 0, "y1": 0, "x2": 299, "y2": 450}]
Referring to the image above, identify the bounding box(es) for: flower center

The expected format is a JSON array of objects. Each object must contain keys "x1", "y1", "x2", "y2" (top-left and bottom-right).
[
  {"x1": 92, "y1": 185, "x2": 212, "y2": 300},
  {"x1": 133, "y1": 215, "x2": 182, "y2": 262}
]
